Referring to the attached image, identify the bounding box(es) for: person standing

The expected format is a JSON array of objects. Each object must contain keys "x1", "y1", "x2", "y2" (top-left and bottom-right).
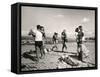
[
  {"x1": 40, "y1": 26, "x2": 46, "y2": 39},
  {"x1": 75, "y1": 26, "x2": 84, "y2": 61},
  {"x1": 78, "y1": 26, "x2": 84, "y2": 61},
  {"x1": 29, "y1": 25, "x2": 44, "y2": 61},
  {"x1": 52, "y1": 32, "x2": 58, "y2": 51},
  {"x1": 61, "y1": 29, "x2": 68, "y2": 52},
  {"x1": 75, "y1": 27, "x2": 80, "y2": 54},
  {"x1": 40, "y1": 26, "x2": 46, "y2": 55}
]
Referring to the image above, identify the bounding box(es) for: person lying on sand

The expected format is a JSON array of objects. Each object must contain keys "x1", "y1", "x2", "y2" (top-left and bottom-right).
[{"x1": 57, "y1": 54, "x2": 79, "y2": 69}]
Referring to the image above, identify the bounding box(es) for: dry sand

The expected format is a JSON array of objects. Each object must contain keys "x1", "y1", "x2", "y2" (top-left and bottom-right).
[{"x1": 21, "y1": 42, "x2": 95, "y2": 71}]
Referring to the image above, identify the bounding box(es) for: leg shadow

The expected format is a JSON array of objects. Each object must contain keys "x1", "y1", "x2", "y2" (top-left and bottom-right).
[
  {"x1": 69, "y1": 54, "x2": 79, "y2": 60},
  {"x1": 22, "y1": 52, "x2": 37, "y2": 61}
]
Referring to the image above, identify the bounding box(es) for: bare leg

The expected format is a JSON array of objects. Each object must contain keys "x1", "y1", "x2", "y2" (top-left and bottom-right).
[
  {"x1": 40, "y1": 45, "x2": 44, "y2": 59},
  {"x1": 35, "y1": 46, "x2": 39, "y2": 61},
  {"x1": 42, "y1": 41, "x2": 45, "y2": 55},
  {"x1": 64, "y1": 42, "x2": 67, "y2": 50},
  {"x1": 62, "y1": 41, "x2": 67, "y2": 52},
  {"x1": 78, "y1": 44, "x2": 83, "y2": 61},
  {"x1": 62, "y1": 43, "x2": 65, "y2": 52},
  {"x1": 52, "y1": 41, "x2": 58, "y2": 51},
  {"x1": 80, "y1": 44, "x2": 83, "y2": 61},
  {"x1": 77, "y1": 43, "x2": 80, "y2": 55}
]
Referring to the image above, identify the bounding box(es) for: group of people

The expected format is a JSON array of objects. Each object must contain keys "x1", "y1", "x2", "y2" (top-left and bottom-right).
[
  {"x1": 52, "y1": 29, "x2": 68, "y2": 52},
  {"x1": 28, "y1": 25, "x2": 84, "y2": 62}
]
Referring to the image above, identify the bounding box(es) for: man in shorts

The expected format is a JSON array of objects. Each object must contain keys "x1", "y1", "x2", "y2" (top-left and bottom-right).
[{"x1": 29, "y1": 25, "x2": 44, "y2": 61}]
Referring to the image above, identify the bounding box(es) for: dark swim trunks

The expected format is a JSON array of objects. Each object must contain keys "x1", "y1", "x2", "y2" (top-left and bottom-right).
[{"x1": 35, "y1": 41, "x2": 43, "y2": 47}]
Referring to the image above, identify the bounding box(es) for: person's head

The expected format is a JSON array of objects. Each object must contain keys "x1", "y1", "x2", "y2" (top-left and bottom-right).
[
  {"x1": 75, "y1": 27, "x2": 79, "y2": 32},
  {"x1": 54, "y1": 32, "x2": 58, "y2": 36},
  {"x1": 40, "y1": 26, "x2": 44, "y2": 31},
  {"x1": 79, "y1": 25, "x2": 82, "y2": 31},
  {"x1": 36, "y1": 25, "x2": 40, "y2": 30},
  {"x1": 79, "y1": 25, "x2": 82, "y2": 28},
  {"x1": 63, "y1": 29, "x2": 66, "y2": 33},
  {"x1": 58, "y1": 57, "x2": 63, "y2": 62},
  {"x1": 28, "y1": 29, "x2": 33, "y2": 35}
]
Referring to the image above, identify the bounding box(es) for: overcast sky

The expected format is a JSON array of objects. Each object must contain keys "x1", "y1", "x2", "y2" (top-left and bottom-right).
[{"x1": 21, "y1": 6, "x2": 95, "y2": 37}]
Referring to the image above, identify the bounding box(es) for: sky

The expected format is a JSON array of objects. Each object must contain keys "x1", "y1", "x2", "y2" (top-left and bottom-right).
[{"x1": 21, "y1": 6, "x2": 95, "y2": 38}]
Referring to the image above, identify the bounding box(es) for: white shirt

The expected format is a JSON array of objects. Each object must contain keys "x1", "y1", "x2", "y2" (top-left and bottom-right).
[{"x1": 32, "y1": 29, "x2": 43, "y2": 41}]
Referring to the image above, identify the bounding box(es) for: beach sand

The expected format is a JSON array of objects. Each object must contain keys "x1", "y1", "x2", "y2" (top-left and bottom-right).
[{"x1": 21, "y1": 42, "x2": 95, "y2": 71}]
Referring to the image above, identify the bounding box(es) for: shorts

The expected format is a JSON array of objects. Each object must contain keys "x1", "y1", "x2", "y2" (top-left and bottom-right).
[{"x1": 35, "y1": 41, "x2": 43, "y2": 47}]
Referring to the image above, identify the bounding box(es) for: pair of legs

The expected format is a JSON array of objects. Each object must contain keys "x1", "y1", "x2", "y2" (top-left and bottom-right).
[
  {"x1": 35, "y1": 41, "x2": 44, "y2": 61},
  {"x1": 52, "y1": 40, "x2": 58, "y2": 51},
  {"x1": 77, "y1": 43, "x2": 83, "y2": 61},
  {"x1": 42, "y1": 40, "x2": 46, "y2": 55},
  {"x1": 62, "y1": 40, "x2": 67, "y2": 52}
]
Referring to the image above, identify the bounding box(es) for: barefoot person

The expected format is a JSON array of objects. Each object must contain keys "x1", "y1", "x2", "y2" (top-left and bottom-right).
[
  {"x1": 75, "y1": 27, "x2": 79, "y2": 54},
  {"x1": 52, "y1": 32, "x2": 58, "y2": 51},
  {"x1": 40, "y1": 26, "x2": 46, "y2": 55},
  {"x1": 40, "y1": 26, "x2": 46, "y2": 39},
  {"x1": 29, "y1": 25, "x2": 44, "y2": 61},
  {"x1": 61, "y1": 29, "x2": 68, "y2": 52},
  {"x1": 75, "y1": 26, "x2": 84, "y2": 61}
]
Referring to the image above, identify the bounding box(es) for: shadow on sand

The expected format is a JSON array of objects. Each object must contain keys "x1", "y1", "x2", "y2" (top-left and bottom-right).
[
  {"x1": 54, "y1": 50, "x2": 76, "y2": 54},
  {"x1": 69, "y1": 55, "x2": 79, "y2": 60},
  {"x1": 54, "y1": 50, "x2": 79, "y2": 60},
  {"x1": 22, "y1": 51, "x2": 37, "y2": 61}
]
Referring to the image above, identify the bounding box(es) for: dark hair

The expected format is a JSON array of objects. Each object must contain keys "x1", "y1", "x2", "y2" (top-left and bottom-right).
[
  {"x1": 54, "y1": 32, "x2": 58, "y2": 35},
  {"x1": 79, "y1": 25, "x2": 82, "y2": 28},
  {"x1": 37, "y1": 25, "x2": 40, "y2": 29},
  {"x1": 75, "y1": 28, "x2": 79, "y2": 32},
  {"x1": 40, "y1": 26, "x2": 44, "y2": 28},
  {"x1": 40, "y1": 26, "x2": 44, "y2": 30}
]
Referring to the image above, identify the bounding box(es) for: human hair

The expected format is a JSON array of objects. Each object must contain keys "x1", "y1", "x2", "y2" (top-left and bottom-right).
[
  {"x1": 75, "y1": 27, "x2": 79, "y2": 32},
  {"x1": 37, "y1": 25, "x2": 40, "y2": 29},
  {"x1": 54, "y1": 32, "x2": 58, "y2": 35},
  {"x1": 63, "y1": 29, "x2": 66, "y2": 32},
  {"x1": 79, "y1": 25, "x2": 83, "y2": 31},
  {"x1": 40, "y1": 26, "x2": 44, "y2": 31},
  {"x1": 40, "y1": 26, "x2": 44, "y2": 28},
  {"x1": 79, "y1": 25, "x2": 82, "y2": 29}
]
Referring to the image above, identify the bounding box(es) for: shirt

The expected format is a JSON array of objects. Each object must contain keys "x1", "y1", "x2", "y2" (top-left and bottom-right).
[{"x1": 32, "y1": 29, "x2": 43, "y2": 41}]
